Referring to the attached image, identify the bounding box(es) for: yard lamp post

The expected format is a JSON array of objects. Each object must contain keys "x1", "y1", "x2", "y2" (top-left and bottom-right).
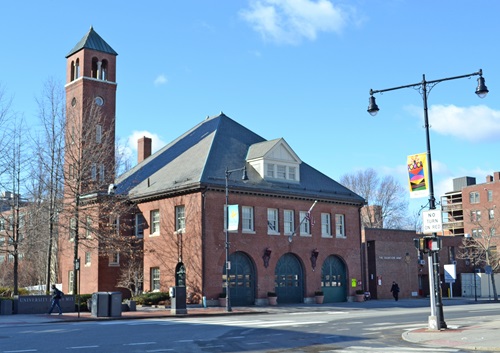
[
  {"x1": 224, "y1": 165, "x2": 249, "y2": 312},
  {"x1": 367, "y1": 69, "x2": 488, "y2": 330}
]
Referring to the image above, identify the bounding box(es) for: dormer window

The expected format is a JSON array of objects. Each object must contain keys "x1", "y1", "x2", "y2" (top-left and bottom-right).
[
  {"x1": 266, "y1": 164, "x2": 275, "y2": 178},
  {"x1": 248, "y1": 138, "x2": 301, "y2": 183}
]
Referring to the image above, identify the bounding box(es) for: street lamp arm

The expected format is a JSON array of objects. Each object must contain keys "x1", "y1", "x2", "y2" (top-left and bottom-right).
[{"x1": 369, "y1": 70, "x2": 484, "y2": 96}]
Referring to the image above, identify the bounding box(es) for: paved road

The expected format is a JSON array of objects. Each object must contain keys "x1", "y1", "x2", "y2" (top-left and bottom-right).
[{"x1": 1, "y1": 298, "x2": 499, "y2": 352}]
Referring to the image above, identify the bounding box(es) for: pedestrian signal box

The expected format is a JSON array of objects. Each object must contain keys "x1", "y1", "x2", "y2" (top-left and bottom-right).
[{"x1": 414, "y1": 236, "x2": 442, "y2": 253}]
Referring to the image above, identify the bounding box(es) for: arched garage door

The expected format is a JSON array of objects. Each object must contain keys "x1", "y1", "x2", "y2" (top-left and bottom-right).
[
  {"x1": 321, "y1": 255, "x2": 347, "y2": 302},
  {"x1": 222, "y1": 252, "x2": 256, "y2": 306},
  {"x1": 275, "y1": 253, "x2": 304, "y2": 303}
]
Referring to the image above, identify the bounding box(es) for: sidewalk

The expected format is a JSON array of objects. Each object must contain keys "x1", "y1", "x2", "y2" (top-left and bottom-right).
[{"x1": 1, "y1": 298, "x2": 499, "y2": 351}]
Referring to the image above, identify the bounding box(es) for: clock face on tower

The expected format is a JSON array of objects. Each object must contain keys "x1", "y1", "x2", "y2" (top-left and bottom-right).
[{"x1": 94, "y1": 96, "x2": 104, "y2": 106}]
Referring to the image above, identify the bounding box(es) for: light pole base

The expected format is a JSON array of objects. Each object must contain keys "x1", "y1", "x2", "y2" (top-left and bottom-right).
[{"x1": 428, "y1": 315, "x2": 439, "y2": 331}]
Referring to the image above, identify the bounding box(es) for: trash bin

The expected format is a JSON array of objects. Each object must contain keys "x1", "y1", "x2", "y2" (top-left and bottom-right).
[
  {"x1": 108, "y1": 292, "x2": 122, "y2": 317},
  {"x1": 91, "y1": 292, "x2": 110, "y2": 317}
]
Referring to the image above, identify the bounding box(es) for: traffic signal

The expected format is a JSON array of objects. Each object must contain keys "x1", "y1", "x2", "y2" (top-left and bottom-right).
[
  {"x1": 414, "y1": 238, "x2": 427, "y2": 253},
  {"x1": 414, "y1": 236, "x2": 442, "y2": 253}
]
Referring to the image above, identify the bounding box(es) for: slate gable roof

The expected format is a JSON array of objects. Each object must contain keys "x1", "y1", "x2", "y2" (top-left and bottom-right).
[
  {"x1": 66, "y1": 26, "x2": 118, "y2": 58},
  {"x1": 115, "y1": 113, "x2": 364, "y2": 205}
]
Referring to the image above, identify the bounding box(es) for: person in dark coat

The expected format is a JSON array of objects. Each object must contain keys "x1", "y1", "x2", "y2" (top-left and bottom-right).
[
  {"x1": 48, "y1": 284, "x2": 63, "y2": 315},
  {"x1": 390, "y1": 281, "x2": 400, "y2": 301}
]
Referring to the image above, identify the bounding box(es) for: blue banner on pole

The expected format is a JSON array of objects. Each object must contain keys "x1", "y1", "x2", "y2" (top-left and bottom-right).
[{"x1": 227, "y1": 204, "x2": 239, "y2": 231}]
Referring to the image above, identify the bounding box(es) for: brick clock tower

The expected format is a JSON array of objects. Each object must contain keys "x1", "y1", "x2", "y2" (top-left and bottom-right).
[
  {"x1": 65, "y1": 26, "x2": 117, "y2": 192},
  {"x1": 60, "y1": 27, "x2": 119, "y2": 294}
]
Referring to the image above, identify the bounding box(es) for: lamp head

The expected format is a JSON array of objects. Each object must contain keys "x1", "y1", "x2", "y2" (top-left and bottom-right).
[
  {"x1": 475, "y1": 75, "x2": 488, "y2": 98},
  {"x1": 367, "y1": 95, "x2": 379, "y2": 116},
  {"x1": 241, "y1": 166, "x2": 249, "y2": 182}
]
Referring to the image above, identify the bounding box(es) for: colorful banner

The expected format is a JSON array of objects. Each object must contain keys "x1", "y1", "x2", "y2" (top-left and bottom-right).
[
  {"x1": 407, "y1": 153, "x2": 429, "y2": 199},
  {"x1": 227, "y1": 204, "x2": 239, "y2": 231}
]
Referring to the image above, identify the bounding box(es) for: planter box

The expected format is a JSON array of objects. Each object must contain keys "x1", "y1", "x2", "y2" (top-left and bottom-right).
[
  {"x1": 315, "y1": 295, "x2": 324, "y2": 304},
  {"x1": 355, "y1": 294, "x2": 365, "y2": 302},
  {"x1": 268, "y1": 296, "x2": 277, "y2": 305}
]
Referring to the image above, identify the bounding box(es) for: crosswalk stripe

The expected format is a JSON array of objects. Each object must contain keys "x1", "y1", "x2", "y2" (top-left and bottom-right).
[{"x1": 335, "y1": 346, "x2": 459, "y2": 352}]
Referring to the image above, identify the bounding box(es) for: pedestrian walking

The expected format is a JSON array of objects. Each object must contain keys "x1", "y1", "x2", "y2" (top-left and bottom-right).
[
  {"x1": 390, "y1": 281, "x2": 400, "y2": 301},
  {"x1": 48, "y1": 284, "x2": 63, "y2": 315}
]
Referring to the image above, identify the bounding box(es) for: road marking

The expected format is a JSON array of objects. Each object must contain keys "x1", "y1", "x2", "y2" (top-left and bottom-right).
[
  {"x1": 67, "y1": 346, "x2": 100, "y2": 350},
  {"x1": 3, "y1": 350, "x2": 38, "y2": 353},
  {"x1": 364, "y1": 323, "x2": 425, "y2": 331},
  {"x1": 145, "y1": 349, "x2": 174, "y2": 352},
  {"x1": 123, "y1": 342, "x2": 156, "y2": 346},
  {"x1": 336, "y1": 346, "x2": 459, "y2": 352}
]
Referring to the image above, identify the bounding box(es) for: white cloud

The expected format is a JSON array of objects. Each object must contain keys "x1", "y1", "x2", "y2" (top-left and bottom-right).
[
  {"x1": 127, "y1": 130, "x2": 166, "y2": 154},
  {"x1": 427, "y1": 104, "x2": 500, "y2": 142},
  {"x1": 154, "y1": 74, "x2": 168, "y2": 86},
  {"x1": 240, "y1": 0, "x2": 352, "y2": 44}
]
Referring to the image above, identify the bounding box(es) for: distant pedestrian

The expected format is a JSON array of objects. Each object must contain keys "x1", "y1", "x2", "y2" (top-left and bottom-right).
[
  {"x1": 390, "y1": 281, "x2": 400, "y2": 301},
  {"x1": 48, "y1": 284, "x2": 63, "y2": 315}
]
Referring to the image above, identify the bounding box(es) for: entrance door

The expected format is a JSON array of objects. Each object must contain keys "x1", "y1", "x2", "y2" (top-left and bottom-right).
[
  {"x1": 321, "y1": 255, "x2": 347, "y2": 302},
  {"x1": 223, "y1": 252, "x2": 255, "y2": 306},
  {"x1": 275, "y1": 253, "x2": 304, "y2": 303}
]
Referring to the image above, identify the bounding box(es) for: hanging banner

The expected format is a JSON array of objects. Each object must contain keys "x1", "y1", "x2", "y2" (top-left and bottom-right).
[
  {"x1": 407, "y1": 153, "x2": 429, "y2": 199},
  {"x1": 227, "y1": 204, "x2": 239, "y2": 231}
]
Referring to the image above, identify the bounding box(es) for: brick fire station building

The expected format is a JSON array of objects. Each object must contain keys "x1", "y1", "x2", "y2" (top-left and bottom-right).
[{"x1": 58, "y1": 27, "x2": 366, "y2": 305}]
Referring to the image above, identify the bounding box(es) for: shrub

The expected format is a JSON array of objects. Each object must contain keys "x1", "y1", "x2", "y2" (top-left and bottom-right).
[
  {"x1": 75, "y1": 294, "x2": 92, "y2": 312},
  {"x1": 267, "y1": 291, "x2": 277, "y2": 297},
  {"x1": 314, "y1": 290, "x2": 324, "y2": 296},
  {"x1": 132, "y1": 292, "x2": 170, "y2": 305},
  {"x1": 355, "y1": 289, "x2": 365, "y2": 295}
]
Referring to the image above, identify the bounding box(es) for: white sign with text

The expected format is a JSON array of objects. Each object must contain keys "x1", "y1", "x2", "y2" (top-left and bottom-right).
[{"x1": 422, "y1": 210, "x2": 443, "y2": 234}]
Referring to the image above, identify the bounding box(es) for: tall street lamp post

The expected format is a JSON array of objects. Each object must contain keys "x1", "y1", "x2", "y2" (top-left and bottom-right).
[
  {"x1": 224, "y1": 165, "x2": 249, "y2": 312},
  {"x1": 367, "y1": 69, "x2": 488, "y2": 330}
]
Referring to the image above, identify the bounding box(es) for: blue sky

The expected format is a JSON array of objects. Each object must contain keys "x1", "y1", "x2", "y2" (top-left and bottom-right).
[{"x1": 1, "y1": 1, "x2": 499, "y2": 215}]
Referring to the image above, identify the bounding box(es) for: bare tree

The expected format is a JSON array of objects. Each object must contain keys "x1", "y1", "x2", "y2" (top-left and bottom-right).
[
  {"x1": 28, "y1": 78, "x2": 66, "y2": 293},
  {"x1": 61, "y1": 96, "x2": 141, "y2": 294},
  {"x1": 0, "y1": 117, "x2": 32, "y2": 294},
  {"x1": 458, "y1": 207, "x2": 499, "y2": 301},
  {"x1": 340, "y1": 168, "x2": 410, "y2": 229}
]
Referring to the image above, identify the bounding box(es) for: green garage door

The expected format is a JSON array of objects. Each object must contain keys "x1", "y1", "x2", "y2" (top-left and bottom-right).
[
  {"x1": 275, "y1": 253, "x2": 304, "y2": 303},
  {"x1": 223, "y1": 252, "x2": 256, "y2": 306},
  {"x1": 321, "y1": 255, "x2": 347, "y2": 302}
]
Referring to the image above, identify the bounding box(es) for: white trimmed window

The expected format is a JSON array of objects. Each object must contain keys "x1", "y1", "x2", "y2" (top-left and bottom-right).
[
  {"x1": 96, "y1": 124, "x2": 102, "y2": 143},
  {"x1": 151, "y1": 210, "x2": 160, "y2": 235},
  {"x1": 69, "y1": 217, "x2": 76, "y2": 241},
  {"x1": 487, "y1": 190, "x2": 493, "y2": 202},
  {"x1": 86, "y1": 216, "x2": 92, "y2": 239},
  {"x1": 321, "y1": 213, "x2": 332, "y2": 237},
  {"x1": 267, "y1": 208, "x2": 279, "y2": 234},
  {"x1": 277, "y1": 165, "x2": 286, "y2": 179},
  {"x1": 299, "y1": 211, "x2": 311, "y2": 236},
  {"x1": 109, "y1": 252, "x2": 119, "y2": 266},
  {"x1": 175, "y1": 205, "x2": 185, "y2": 232},
  {"x1": 135, "y1": 213, "x2": 144, "y2": 238},
  {"x1": 489, "y1": 209, "x2": 495, "y2": 220},
  {"x1": 284, "y1": 210, "x2": 294, "y2": 235},
  {"x1": 242, "y1": 206, "x2": 254, "y2": 232},
  {"x1": 289, "y1": 166, "x2": 296, "y2": 180},
  {"x1": 471, "y1": 210, "x2": 481, "y2": 222},
  {"x1": 335, "y1": 214, "x2": 345, "y2": 237},
  {"x1": 469, "y1": 192, "x2": 480, "y2": 204},
  {"x1": 91, "y1": 163, "x2": 97, "y2": 180},
  {"x1": 85, "y1": 252, "x2": 91, "y2": 265},
  {"x1": 99, "y1": 164, "x2": 105, "y2": 182},
  {"x1": 266, "y1": 163, "x2": 275, "y2": 178},
  {"x1": 151, "y1": 267, "x2": 160, "y2": 291}
]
